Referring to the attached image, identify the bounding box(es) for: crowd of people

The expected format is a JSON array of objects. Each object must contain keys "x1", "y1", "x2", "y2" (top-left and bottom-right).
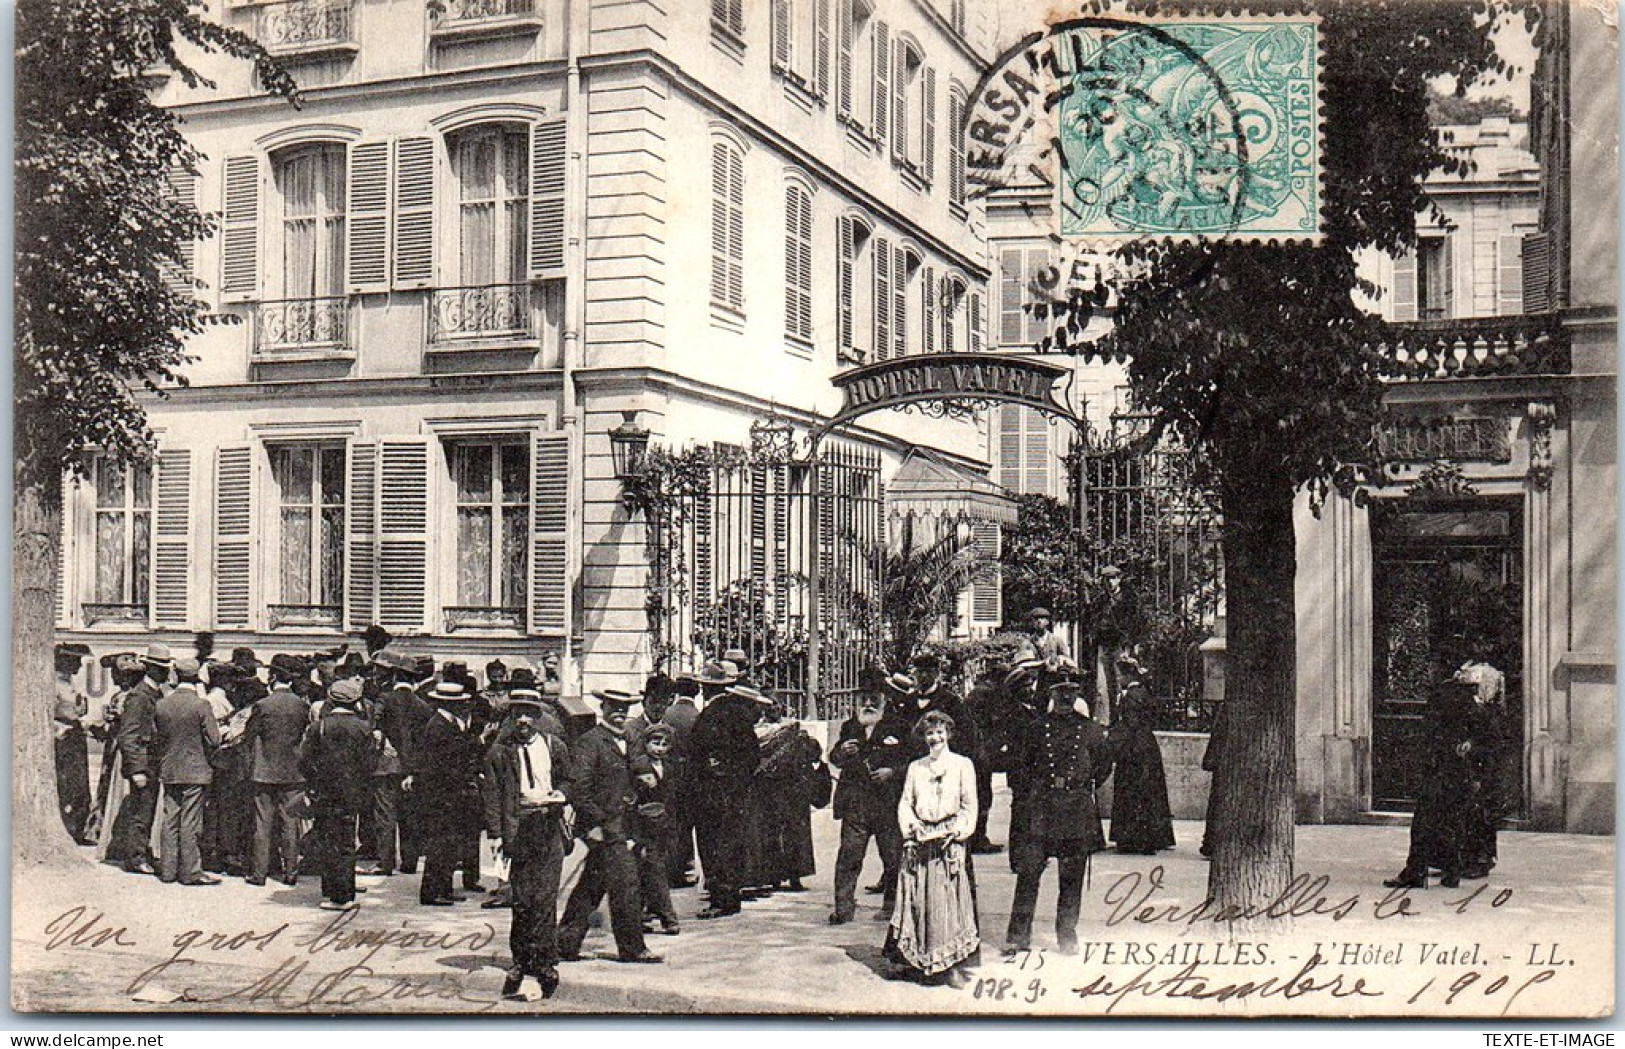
[{"x1": 45, "y1": 611, "x2": 1213, "y2": 1000}]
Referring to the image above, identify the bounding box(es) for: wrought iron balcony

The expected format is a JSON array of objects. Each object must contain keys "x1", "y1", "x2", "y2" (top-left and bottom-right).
[
  {"x1": 1374, "y1": 313, "x2": 1571, "y2": 381},
  {"x1": 445, "y1": 606, "x2": 525, "y2": 631},
  {"x1": 427, "y1": 283, "x2": 535, "y2": 346},
  {"x1": 430, "y1": 0, "x2": 541, "y2": 40},
  {"x1": 268, "y1": 604, "x2": 342, "y2": 629},
  {"x1": 256, "y1": 0, "x2": 357, "y2": 57},
  {"x1": 255, "y1": 297, "x2": 351, "y2": 357}
]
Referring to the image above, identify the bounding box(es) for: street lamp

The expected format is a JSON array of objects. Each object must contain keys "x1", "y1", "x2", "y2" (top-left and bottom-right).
[{"x1": 609, "y1": 411, "x2": 651, "y2": 510}]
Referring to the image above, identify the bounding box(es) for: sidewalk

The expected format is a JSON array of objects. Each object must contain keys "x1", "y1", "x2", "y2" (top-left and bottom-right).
[{"x1": 11, "y1": 788, "x2": 1614, "y2": 1018}]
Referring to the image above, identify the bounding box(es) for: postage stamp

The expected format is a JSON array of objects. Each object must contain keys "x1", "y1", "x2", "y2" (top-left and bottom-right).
[{"x1": 1052, "y1": 17, "x2": 1323, "y2": 241}]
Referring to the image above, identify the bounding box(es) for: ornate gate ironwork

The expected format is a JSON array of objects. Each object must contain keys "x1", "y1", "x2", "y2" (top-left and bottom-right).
[
  {"x1": 647, "y1": 444, "x2": 883, "y2": 720},
  {"x1": 1073, "y1": 411, "x2": 1223, "y2": 730}
]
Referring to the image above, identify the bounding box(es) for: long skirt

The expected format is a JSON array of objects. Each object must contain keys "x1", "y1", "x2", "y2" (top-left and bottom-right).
[
  {"x1": 887, "y1": 837, "x2": 979, "y2": 976},
  {"x1": 1109, "y1": 725, "x2": 1176, "y2": 853}
]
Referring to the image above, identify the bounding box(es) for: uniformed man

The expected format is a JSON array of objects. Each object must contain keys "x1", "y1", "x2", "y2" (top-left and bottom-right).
[{"x1": 1004, "y1": 679, "x2": 1114, "y2": 956}]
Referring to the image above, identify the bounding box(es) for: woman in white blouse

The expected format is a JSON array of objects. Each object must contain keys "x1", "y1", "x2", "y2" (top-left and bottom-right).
[{"x1": 885, "y1": 710, "x2": 980, "y2": 985}]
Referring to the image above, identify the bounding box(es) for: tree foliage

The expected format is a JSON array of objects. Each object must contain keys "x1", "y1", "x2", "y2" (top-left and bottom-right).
[
  {"x1": 880, "y1": 527, "x2": 996, "y2": 670},
  {"x1": 15, "y1": 0, "x2": 297, "y2": 483}
]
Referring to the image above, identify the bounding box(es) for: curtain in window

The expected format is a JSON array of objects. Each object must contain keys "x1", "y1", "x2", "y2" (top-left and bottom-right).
[
  {"x1": 274, "y1": 447, "x2": 314, "y2": 604},
  {"x1": 455, "y1": 444, "x2": 494, "y2": 606},
  {"x1": 455, "y1": 128, "x2": 530, "y2": 287},
  {"x1": 453, "y1": 441, "x2": 530, "y2": 610},
  {"x1": 276, "y1": 145, "x2": 346, "y2": 301}
]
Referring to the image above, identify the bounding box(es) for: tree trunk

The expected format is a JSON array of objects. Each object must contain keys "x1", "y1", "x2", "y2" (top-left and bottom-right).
[
  {"x1": 1207, "y1": 465, "x2": 1297, "y2": 928},
  {"x1": 12, "y1": 464, "x2": 77, "y2": 867}
]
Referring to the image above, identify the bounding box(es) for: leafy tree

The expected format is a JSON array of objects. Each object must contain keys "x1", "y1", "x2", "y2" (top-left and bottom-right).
[
  {"x1": 14, "y1": 0, "x2": 294, "y2": 864},
  {"x1": 1042, "y1": 0, "x2": 1531, "y2": 917}
]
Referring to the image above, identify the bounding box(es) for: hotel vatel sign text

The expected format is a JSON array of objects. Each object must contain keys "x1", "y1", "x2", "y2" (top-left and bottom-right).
[{"x1": 828, "y1": 353, "x2": 1077, "y2": 429}]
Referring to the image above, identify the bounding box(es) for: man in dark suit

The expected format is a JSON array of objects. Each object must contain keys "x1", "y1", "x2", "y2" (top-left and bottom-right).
[
  {"x1": 687, "y1": 676, "x2": 766, "y2": 919},
  {"x1": 1004, "y1": 679, "x2": 1114, "y2": 956},
  {"x1": 366, "y1": 652, "x2": 427, "y2": 876},
  {"x1": 658, "y1": 671, "x2": 702, "y2": 885},
  {"x1": 483, "y1": 693, "x2": 573, "y2": 998},
  {"x1": 108, "y1": 646, "x2": 170, "y2": 875},
  {"x1": 558, "y1": 690, "x2": 661, "y2": 963},
  {"x1": 413, "y1": 681, "x2": 485, "y2": 905},
  {"x1": 828, "y1": 690, "x2": 911, "y2": 924},
  {"x1": 154, "y1": 659, "x2": 222, "y2": 885},
  {"x1": 299, "y1": 678, "x2": 378, "y2": 909},
  {"x1": 244, "y1": 654, "x2": 309, "y2": 886}
]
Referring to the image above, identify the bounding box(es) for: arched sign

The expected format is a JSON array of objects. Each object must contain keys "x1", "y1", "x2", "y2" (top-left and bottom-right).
[{"x1": 818, "y1": 353, "x2": 1080, "y2": 439}]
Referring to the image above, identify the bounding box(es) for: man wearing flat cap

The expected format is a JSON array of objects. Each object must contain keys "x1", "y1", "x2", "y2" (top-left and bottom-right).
[
  {"x1": 483, "y1": 692, "x2": 573, "y2": 997},
  {"x1": 1004, "y1": 678, "x2": 1113, "y2": 956},
  {"x1": 299, "y1": 678, "x2": 378, "y2": 909},
  {"x1": 413, "y1": 681, "x2": 487, "y2": 905},
  {"x1": 154, "y1": 659, "x2": 223, "y2": 885},
  {"x1": 559, "y1": 690, "x2": 661, "y2": 963},
  {"x1": 687, "y1": 678, "x2": 766, "y2": 919},
  {"x1": 107, "y1": 645, "x2": 172, "y2": 874},
  {"x1": 242, "y1": 654, "x2": 311, "y2": 886}
]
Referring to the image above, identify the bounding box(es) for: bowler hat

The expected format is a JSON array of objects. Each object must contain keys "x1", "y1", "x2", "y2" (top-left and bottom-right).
[
  {"x1": 412, "y1": 656, "x2": 437, "y2": 679},
  {"x1": 508, "y1": 667, "x2": 539, "y2": 688}
]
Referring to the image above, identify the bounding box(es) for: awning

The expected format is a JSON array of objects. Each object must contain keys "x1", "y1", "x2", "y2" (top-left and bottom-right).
[{"x1": 887, "y1": 447, "x2": 1018, "y2": 526}]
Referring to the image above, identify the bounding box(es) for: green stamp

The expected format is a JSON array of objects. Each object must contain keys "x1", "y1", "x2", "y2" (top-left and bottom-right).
[{"x1": 1054, "y1": 17, "x2": 1322, "y2": 241}]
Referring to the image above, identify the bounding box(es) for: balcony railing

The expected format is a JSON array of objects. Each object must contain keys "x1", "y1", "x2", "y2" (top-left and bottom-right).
[
  {"x1": 445, "y1": 606, "x2": 525, "y2": 632},
  {"x1": 268, "y1": 604, "x2": 342, "y2": 630},
  {"x1": 431, "y1": 0, "x2": 541, "y2": 40},
  {"x1": 255, "y1": 297, "x2": 351, "y2": 356},
  {"x1": 256, "y1": 0, "x2": 357, "y2": 57},
  {"x1": 428, "y1": 283, "x2": 534, "y2": 346},
  {"x1": 81, "y1": 603, "x2": 148, "y2": 626},
  {"x1": 1373, "y1": 314, "x2": 1571, "y2": 381}
]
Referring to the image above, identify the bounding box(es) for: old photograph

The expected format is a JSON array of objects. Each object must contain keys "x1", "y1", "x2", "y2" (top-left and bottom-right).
[{"x1": 11, "y1": 0, "x2": 1617, "y2": 1018}]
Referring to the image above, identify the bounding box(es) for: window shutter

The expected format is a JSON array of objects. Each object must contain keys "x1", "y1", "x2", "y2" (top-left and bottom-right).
[
  {"x1": 893, "y1": 245, "x2": 906, "y2": 359},
  {"x1": 1024, "y1": 411, "x2": 1050, "y2": 494},
  {"x1": 150, "y1": 448, "x2": 193, "y2": 628},
  {"x1": 344, "y1": 440, "x2": 378, "y2": 631},
  {"x1": 1025, "y1": 246, "x2": 1050, "y2": 345},
  {"x1": 1440, "y1": 235, "x2": 1454, "y2": 318},
  {"x1": 948, "y1": 91, "x2": 966, "y2": 204},
  {"x1": 872, "y1": 21, "x2": 890, "y2": 140},
  {"x1": 1522, "y1": 232, "x2": 1551, "y2": 313},
  {"x1": 530, "y1": 431, "x2": 570, "y2": 636},
  {"x1": 161, "y1": 168, "x2": 198, "y2": 300},
  {"x1": 837, "y1": 215, "x2": 854, "y2": 355},
  {"x1": 922, "y1": 66, "x2": 936, "y2": 182},
  {"x1": 814, "y1": 0, "x2": 831, "y2": 96},
  {"x1": 997, "y1": 406, "x2": 1023, "y2": 491},
  {"x1": 727, "y1": 148, "x2": 745, "y2": 311},
  {"x1": 999, "y1": 247, "x2": 1025, "y2": 346},
  {"x1": 796, "y1": 191, "x2": 813, "y2": 338},
  {"x1": 711, "y1": 143, "x2": 730, "y2": 306},
  {"x1": 346, "y1": 141, "x2": 391, "y2": 294},
  {"x1": 836, "y1": 0, "x2": 853, "y2": 118},
  {"x1": 772, "y1": 0, "x2": 791, "y2": 68},
  {"x1": 1498, "y1": 233, "x2": 1524, "y2": 315},
  {"x1": 220, "y1": 155, "x2": 261, "y2": 302},
  {"x1": 940, "y1": 275, "x2": 956, "y2": 352},
  {"x1": 376, "y1": 438, "x2": 432, "y2": 634},
  {"x1": 921, "y1": 264, "x2": 935, "y2": 354},
  {"x1": 393, "y1": 136, "x2": 436, "y2": 289},
  {"x1": 874, "y1": 235, "x2": 891, "y2": 362},
  {"x1": 969, "y1": 290, "x2": 984, "y2": 352},
  {"x1": 1391, "y1": 249, "x2": 1417, "y2": 321},
  {"x1": 891, "y1": 43, "x2": 907, "y2": 163},
  {"x1": 529, "y1": 118, "x2": 568, "y2": 280},
  {"x1": 213, "y1": 444, "x2": 256, "y2": 628},
  {"x1": 970, "y1": 519, "x2": 1001, "y2": 627}
]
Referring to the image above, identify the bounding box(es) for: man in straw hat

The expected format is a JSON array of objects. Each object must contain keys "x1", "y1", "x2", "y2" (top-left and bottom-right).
[
  {"x1": 412, "y1": 681, "x2": 486, "y2": 905},
  {"x1": 106, "y1": 644, "x2": 173, "y2": 874},
  {"x1": 483, "y1": 689, "x2": 573, "y2": 997},
  {"x1": 559, "y1": 689, "x2": 662, "y2": 963},
  {"x1": 687, "y1": 677, "x2": 769, "y2": 919}
]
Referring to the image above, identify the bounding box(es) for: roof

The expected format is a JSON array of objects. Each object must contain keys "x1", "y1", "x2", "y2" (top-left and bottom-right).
[{"x1": 888, "y1": 447, "x2": 1018, "y2": 525}]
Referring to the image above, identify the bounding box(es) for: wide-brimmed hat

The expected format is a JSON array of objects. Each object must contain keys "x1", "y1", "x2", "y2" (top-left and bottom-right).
[
  {"x1": 374, "y1": 650, "x2": 414, "y2": 673},
  {"x1": 430, "y1": 681, "x2": 468, "y2": 703},
  {"x1": 722, "y1": 648, "x2": 748, "y2": 666},
  {"x1": 329, "y1": 678, "x2": 364, "y2": 706},
  {"x1": 141, "y1": 644, "x2": 174, "y2": 667},
  {"x1": 725, "y1": 683, "x2": 774, "y2": 705},
  {"x1": 697, "y1": 660, "x2": 739, "y2": 685},
  {"x1": 591, "y1": 689, "x2": 639, "y2": 707},
  {"x1": 884, "y1": 672, "x2": 917, "y2": 695},
  {"x1": 229, "y1": 647, "x2": 264, "y2": 670}
]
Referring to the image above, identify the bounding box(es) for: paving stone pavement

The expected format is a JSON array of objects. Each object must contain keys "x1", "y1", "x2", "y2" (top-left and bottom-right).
[{"x1": 11, "y1": 781, "x2": 1614, "y2": 1018}]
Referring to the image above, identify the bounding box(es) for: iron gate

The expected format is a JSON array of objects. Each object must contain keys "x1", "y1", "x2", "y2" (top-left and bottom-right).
[
  {"x1": 647, "y1": 444, "x2": 883, "y2": 720},
  {"x1": 1074, "y1": 412, "x2": 1222, "y2": 729}
]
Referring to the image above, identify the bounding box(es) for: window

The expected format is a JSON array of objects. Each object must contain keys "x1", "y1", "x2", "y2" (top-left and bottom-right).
[
  {"x1": 450, "y1": 125, "x2": 530, "y2": 287},
  {"x1": 270, "y1": 444, "x2": 346, "y2": 610},
  {"x1": 949, "y1": 0, "x2": 966, "y2": 35},
  {"x1": 1417, "y1": 236, "x2": 1452, "y2": 320},
  {"x1": 941, "y1": 274, "x2": 967, "y2": 352},
  {"x1": 452, "y1": 441, "x2": 530, "y2": 611},
  {"x1": 711, "y1": 139, "x2": 746, "y2": 313},
  {"x1": 837, "y1": 215, "x2": 875, "y2": 360},
  {"x1": 892, "y1": 41, "x2": 934, "y2": 177},
  {"x1": 772, "y1": 0, "x2": 830, "y2": 95},
  {"x1": 948, "y1": 86, "x2": 967, "y2": 209},
  {"x1": 711, "y1": 0, "x2": 743, "y2": 37},
  {"x1": 838, "y1": 0, "x2": 875, "y2": 128},
  {"x1": 273, "y1": 144, "x2": 347, "y2": 301},
  {"x1": 92, "y1": 459, "x2": 151, "y2": 611},
  {"x1": 785, "y1": 182, "x2": 814, "y2": 342},
  {"x1": 999, "y1": 245, "x2": 1055, "y2": 348}
]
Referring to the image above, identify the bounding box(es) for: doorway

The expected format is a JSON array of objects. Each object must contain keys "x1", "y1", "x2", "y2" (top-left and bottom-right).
[{"x1": 1370, "y1": 496, "x2": 1524, "y2": 812}]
